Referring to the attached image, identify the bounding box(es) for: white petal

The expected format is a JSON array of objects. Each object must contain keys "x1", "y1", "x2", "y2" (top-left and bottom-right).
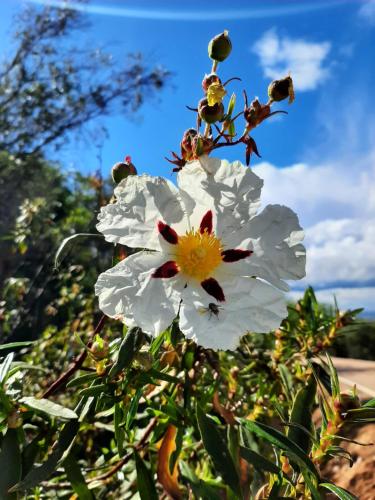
[
  {"x1": 178, "y1": 157, "x2": 264, "y2": 237},
  {"x1": 238, "y1": 205, "x2": 306, "y2": 290},
  {"x1": 97, "y1": 175, "x2": 187, "y2": 250},
  {"x1": 95, "y1": 251, "x2": 185, "y2": 336},
  {"x1": 179, "y1": 277, "x2": 286, "y2": 350}
]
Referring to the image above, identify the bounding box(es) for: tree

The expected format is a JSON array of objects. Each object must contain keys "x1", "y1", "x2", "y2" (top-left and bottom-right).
[
  {"x1": 0, "y1": 1, "x2": 169, "y2": 341},
  {"x1": 0, "y1": 2, "x2": 169, "y2": 155}
]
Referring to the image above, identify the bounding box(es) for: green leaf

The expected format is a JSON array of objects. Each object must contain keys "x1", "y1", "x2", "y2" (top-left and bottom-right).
[
  {"x1": 79, "y1": 384, "x2": 108, "y2": 397},
  {"x1": 134, "y1": 450, "x2": 158, "y2": 500},
  {"x1": 54, "y1": 233, "x2": 103, "y2": 269},
  {"x1": 278, "y1": 364, "x2": 294, "y2": 403},
  {"x1": 241, "y1": 419, "x2": 319, "y2": 478},
  {"x1": 0, "y1": 341, "x2": 34, "y2": 352},
  {"x1": 288, "y1": 375, "x2": 317, "y2": 453},
  {"x1": 114, "y1": 403, "x2": 125, "y2": 455},
  {"x1": 64, "y1": 456, "x2": 93, "y2": 500},
  {"x1": 148, "y1": 368, "x2": 180, "y2": 384},
  {"x1": 320, "y1": 483, "x2": 358, "y2": 500},
  {"x1": 346, "y1": 407, "x2": 375, "y2": 419},
  {"x1": 180, "y1": 461, "x2": 223, "y2": 500},
  {"x1": 0, "y1": 353, "x2": 14, "y2": 384},
  {"x1": 0, "y1": 429, "x2": 22, "y2": 499},
  {"x1": 20, "y1": 397, "x2": 78, "y2": 420},
  {"x1": 126, "y1": 388, "x2": 143, "y2": 430},
  {"x1": 227, "y1": 92, "x2": 236, "y2": 116},
  {"x1": 66, "y1": 373, "x2": 98, "y2": 388},
  {"x1": 363, "y1": 398, "x2": 375, "y2": 408},
  {"x1": 303, "y1": 472, "x2": 321, "y2": 500},
  {"x1": 10, "y1": 420, "x2": 80, "y2": 492},
  {"x1": 240, "y1": 446, "x2": 281, "y2": 475},
  {"x1": 196, "y1": 404, "x2": 241, "y2": 497},
  {"x1": 109, "y1": 327, "x2": 144, "y2": 378},
  {"x1": 325, "y1": 354, "x2": 340, "y2": 398}
]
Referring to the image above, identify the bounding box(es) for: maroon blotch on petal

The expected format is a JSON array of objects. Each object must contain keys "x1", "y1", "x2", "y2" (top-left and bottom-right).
[
  {"x1": 152, "y1": 261, "x2": 179, "y2": 279},
  {"x1": 158, "y1": 221, "x2": 179, "y2": 244},
  {"x1": 222, "y1": 249, "x2": 253, "y2": 262},
  {"x1": 201, "y1": 277, "x2": 225, "y2": 302},
  {"x1": 199, "y1": 210, "x2": 213, "y2": 234}
]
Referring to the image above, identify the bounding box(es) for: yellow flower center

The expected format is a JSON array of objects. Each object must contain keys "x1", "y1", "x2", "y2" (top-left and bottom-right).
[{"x1": 174, "y1": 229, "x2": 223, "y2": 281}]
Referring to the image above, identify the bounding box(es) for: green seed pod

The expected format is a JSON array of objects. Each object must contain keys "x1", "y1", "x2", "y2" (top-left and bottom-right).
[
  {"x1": 111, "y1": 156, "x2": 137, "y2": 184},
  {"x1": 268, "y1": 76, "x2": 295, "y2": 103},
  {"x1": 198, "y1": 97, "x2": 224, "y2": 124},
  {"x1": 208, "y1": 30, "x2": 232, "y2": 62}
]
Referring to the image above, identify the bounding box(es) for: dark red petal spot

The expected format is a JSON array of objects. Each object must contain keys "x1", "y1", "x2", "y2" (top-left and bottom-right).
[
  {"x1": 157, "y1": 221, "x2": 179, "y2": 244},
  {"x1": 201, "y1": 277, "x2": 225, "y2": 302},
  {"x1": 221, "y1": 249, "x2": 253, "y2": 262},
  {"x1": 199, "y1": 210, "x2": 213, "y2": 234},
  {"x1": 152, "y1": 261, "x2": 179, "y2": 279}
]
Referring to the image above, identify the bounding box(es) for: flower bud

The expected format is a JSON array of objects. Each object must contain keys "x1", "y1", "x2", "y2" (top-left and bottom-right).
[
  {"x1": 268, "y1": 76, "x2": 295, "y2": 104},
  {"x1": 202, "y1": 73, "x2": 221, "y2": 93},
  {"x1": 334, "y1": 393, "x2": 361, "y2": 416},
  {"x1": 198, "y1": 97, "x2": 224, "y2": 124},
  {"x1": 208, "y1": 30, "x2": 232, "y2": 62},
  {"x1": 90, "y1": 336, "x2": 109, "y2": 360},
  {"x1": 180, "y1": 128, "x2": 197, "y2": 161},
  {"x1": 111, "y1": 156, "x2": 137, "y2": 184}
]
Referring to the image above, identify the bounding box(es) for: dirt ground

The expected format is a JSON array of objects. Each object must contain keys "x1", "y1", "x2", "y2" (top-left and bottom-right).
[
  {"x1": 323, "y1": 424, "x2": 375, "y2": 500},
  {"x1": 322, "y1": 357, "x2": 375, "y2": 499}
]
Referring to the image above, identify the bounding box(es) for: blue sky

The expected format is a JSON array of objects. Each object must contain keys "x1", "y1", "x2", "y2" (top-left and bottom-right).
[{"x1": 1, "y1": 0, "x2": 375, "y2": 313}]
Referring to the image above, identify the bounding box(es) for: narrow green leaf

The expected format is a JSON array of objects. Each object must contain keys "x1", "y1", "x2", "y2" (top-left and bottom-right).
[
  {"x1": 134, "y1": 450, "x2": 158, "y2": 500},
  {"x1": 363, "y1": 398, "x2": 375, "y2": 408},
  {"x1": 303, "y1": 472, "x2": 321, "y2": 500},
  {"x1": 114, "y1": 403, "x2": 125, "y2": 455},
  {"x1": 20, "y1": 397, "x2": 78, "y2": 420},
  {"x1": 0, "y1": 429, "x2": 21, "y2": 499},
  {"x1": 196, "y1": 404, "x2": 241, "y2": 497},
  {"x1": 66, "y1": 373, "x2": 98, "y2": 388},
  {"x1": 325, "y1": 354, "x2": 340, "y2": 398},
  {"x1": 241, "y1": 419, "x2": 319, "y2": 478},
  {"x1": 55, "y1": 233, "x2": 103, "y2": 269},
  {"x1": 346, "y1": 407, "x2": 375, "y2": 419},
  {"x1": 180, "y1": 461, "x2": 223, "y2": 500},
  {"x1": 109, "y1": 327, "x2": 144, "y2": 378},
  {"x1": 0, "y1": 353, "x2": 14, "y2": 384},
  {"x1": 320, "y1": 483, "x2": 358, "y2": 500},
  {"x1": 64, "y1": 456, "x2": 93, "y2": 500},
  {"x1": 148, "y1": 368, "x2": 180, "y2": 384},
  {"x1": 126, "y1": 388, "x2": 143, "y2": 430},
  {"x1": 288, "y1": 375, "x2": 317, "y2": 453},
  {"x1": 0, "y1": 342, "x2": 34, "y2": 352},
  {"x1": 278, "y1": 364, "x2": 294, "y2": 403},
  {"x1": 240, "y1": 446, "x2": 281, "y2": 475},
  {"x1": 227, "y1": 92, "x2": 236, "y2": 115},
  {"x1": 79, "y1": 384, "x2": 108, "y2": 397},
  {"x1": 10, "y1": 420, "x2": 80, "y2": 492}
]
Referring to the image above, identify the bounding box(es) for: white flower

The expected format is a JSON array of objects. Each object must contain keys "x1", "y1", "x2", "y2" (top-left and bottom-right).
[{"x1": 95, "y1": 157, "x2": 306, "y2": 350}]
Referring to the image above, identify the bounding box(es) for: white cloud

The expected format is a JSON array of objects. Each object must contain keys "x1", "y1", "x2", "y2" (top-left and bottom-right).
[
  {"x1": 358, "y1": 0, "x2": 375, "y2": 25},
  {"x1": 253, "y1": 154, "x2": 375, "y2": 310},
  {"x1": 252, "y1": 29, "x2": 331, "y2": 91}
]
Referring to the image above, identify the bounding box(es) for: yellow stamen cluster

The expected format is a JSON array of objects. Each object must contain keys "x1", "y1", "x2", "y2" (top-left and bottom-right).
[{"x1": 175, "y1": 229, "x2": 223, "y2": 281}]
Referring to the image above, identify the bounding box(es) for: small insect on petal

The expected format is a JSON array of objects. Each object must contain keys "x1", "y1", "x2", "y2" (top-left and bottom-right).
[
  {"x1": 152, "y1": 261, "x2": 179, "y2": 279},
  {"x1": 201, "y1": 277, "x2": 225, "y2": 302},
  {"x1": 199, "y1": 210, "x2": 213, "y2": 234},
  {"x1": 222, "y1": 249, "x2": 253, "y2": 262},
  {"x1": 158, "y1": 221, "x2": 179, "y2": 244}
]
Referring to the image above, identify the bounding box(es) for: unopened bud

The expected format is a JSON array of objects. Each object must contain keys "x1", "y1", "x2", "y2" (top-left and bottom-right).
[
  {"x1": 111, "y1": 156, "x2": 137, "y2": 184},
  {"x1": 208, "y1": 30, "x2": 232, "y2": 62},
  {"x1": 202, "y1": 73, "x2": 221, "y2": 93},
  {"x1": 268, "y1": 76, "x2": 295, "y2": 104},
  {"x1": 334, "y1": 393, "x2": 361, "y2": 415},
  {"x1": 244, "y1": 98, "x2": 270, "y2": 129},
  {"x1": 90, "y1": 336, "x2": 109, "y2": 360},
  {"x1": 198, "y1": 97, "x2": 224, "y2": 124}
]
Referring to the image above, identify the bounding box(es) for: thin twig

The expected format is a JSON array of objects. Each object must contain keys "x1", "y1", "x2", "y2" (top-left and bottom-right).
[
  {"x1": 42, "y1": 314, "x2": 107, "y2": 398},
  {"x1": 87, "y1": 417, "x2": 157, "y2": 483}
]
